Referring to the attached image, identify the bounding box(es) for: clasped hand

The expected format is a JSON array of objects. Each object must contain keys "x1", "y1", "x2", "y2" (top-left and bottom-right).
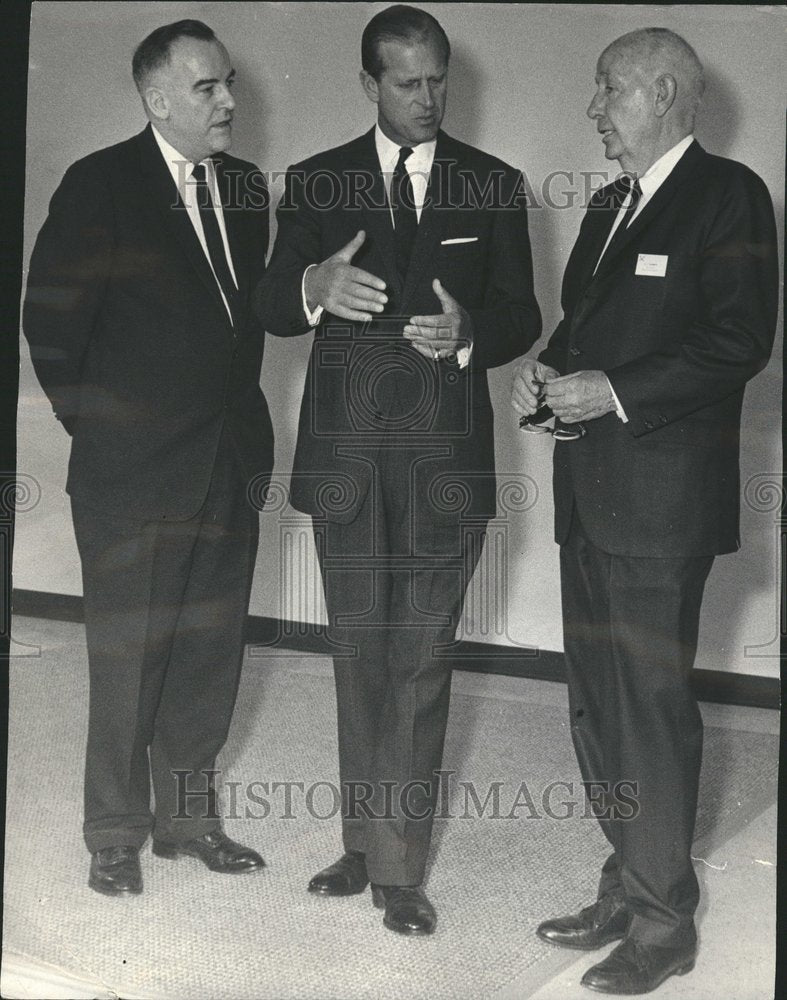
[{"x1": 511, "y1": 359, "x2": 615, "y2": 423}]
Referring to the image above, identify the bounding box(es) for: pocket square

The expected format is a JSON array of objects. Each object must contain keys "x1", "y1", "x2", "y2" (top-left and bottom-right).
[{"x1": 441, "y1": 237, "x2": 479, "y2": 245}]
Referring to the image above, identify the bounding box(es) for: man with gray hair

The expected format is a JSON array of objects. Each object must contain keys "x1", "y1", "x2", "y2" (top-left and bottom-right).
[
  {"x1": 24, "y1": 20, "x2": 272, "y2": 895},
  {"x1": 512, "y1": 27, "x2": 777, "y2": 994}
]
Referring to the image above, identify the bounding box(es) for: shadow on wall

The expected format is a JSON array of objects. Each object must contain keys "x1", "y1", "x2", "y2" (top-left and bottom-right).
[
  {"x1": 691, "y1": 62, "x2": 782, "y2": 668},
  {"x1": 230, "y1": 51, "x2": 269, "y2": 171},
  {"x1": 694, "y1": 64, "x2": 742, "y2": 159},
  {"x1": 444, "y1": 42, "x2": 483, "y2": 148}
]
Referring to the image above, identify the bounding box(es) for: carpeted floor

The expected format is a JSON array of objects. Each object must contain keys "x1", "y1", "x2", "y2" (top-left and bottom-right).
[{"x1": 2, "y1": 618, "x2": 779, "y2": 999}]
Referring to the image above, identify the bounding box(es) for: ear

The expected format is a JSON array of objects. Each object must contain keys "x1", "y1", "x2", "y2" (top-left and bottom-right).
[
  {"x1": 145, "y1": 85, "x2": 169, "y2": 123},
  {"x1": 654, "y1": 74, "x2": 677, "y2": 118},
  {"x1": 359, "y1": 69, "x2": 380, "y2": 106}
]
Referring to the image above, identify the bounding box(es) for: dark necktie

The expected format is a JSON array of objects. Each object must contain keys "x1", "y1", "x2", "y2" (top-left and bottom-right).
[
  {"x1": 598, "y1": 174, "x2": 643, "y2": 266},
  {"x1": 391, "y1": 146, "x2": 418, "y2": 281},
  {"x1": 191, "y1": 162, "x2": 240, "y2": 326}
]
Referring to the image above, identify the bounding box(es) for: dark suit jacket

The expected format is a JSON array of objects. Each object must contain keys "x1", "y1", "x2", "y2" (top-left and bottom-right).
[
  {"x1": 255, "y1": 127, "x2": 541, "y2": 523},
  {"x1": 539, "y1": 141, "x2": 778, "y2": 557},
  {"x1": 24, "y1": 124, "x2": 273, "y2": 521}
]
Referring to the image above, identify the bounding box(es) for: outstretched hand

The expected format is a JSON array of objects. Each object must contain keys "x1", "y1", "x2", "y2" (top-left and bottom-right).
[
  {"x1": 304, "y1": 230, "x2": 388, "y2": 322},
  {"x1": 403, "y1": 279, "x2": 473, "y2": 360}
]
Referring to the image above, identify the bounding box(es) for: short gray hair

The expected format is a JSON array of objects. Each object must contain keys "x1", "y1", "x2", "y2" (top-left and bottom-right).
[{"x1": 609, "y1": 28, "x2": 705, "y2": 121}]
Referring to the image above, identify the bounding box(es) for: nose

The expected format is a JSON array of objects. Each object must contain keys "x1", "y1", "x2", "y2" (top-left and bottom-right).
[
  {"x1": 587, "y1": 91, "x2": 603, "y2": 119},
  {"x1": 219, "y1": 85, "x2": 236, "y2": 111},
  {"x1": 416, "y1": 81, "x2": 436, "y2": 109}
]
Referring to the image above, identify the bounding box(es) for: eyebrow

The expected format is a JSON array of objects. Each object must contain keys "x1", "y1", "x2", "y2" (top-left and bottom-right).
[
  {"x1": 399, "y1": 71, "x2": 445, "y2": 84},
  {"x1": 193, "y1": 68, "x2": 236, "y2": 89}
]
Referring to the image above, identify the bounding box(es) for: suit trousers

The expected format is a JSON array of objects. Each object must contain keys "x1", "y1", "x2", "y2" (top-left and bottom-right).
[
  {"x1": 314, "y1": 449, "x2": 487, "y2": 885},
  {"x1": 72, "y1": 435, "x2": 259, "y2": 852},
  {"x1": 560, "y1": 512, "x2": 713, "y2": 948}
]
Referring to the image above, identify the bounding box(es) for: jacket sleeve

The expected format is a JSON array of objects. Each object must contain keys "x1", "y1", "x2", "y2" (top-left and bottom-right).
[
  {"x1": 607, "y1": 169, "x2": 779, "y2": 437},
  {"x1": 23, "y1": 157, "x2": 114, "y2": 433},
  {"x1": 467, "y1": 169, "x2": 542, "y2": 370},
  {"x1": 253, "y1": 166, "x2": 320, "y2": 338}
]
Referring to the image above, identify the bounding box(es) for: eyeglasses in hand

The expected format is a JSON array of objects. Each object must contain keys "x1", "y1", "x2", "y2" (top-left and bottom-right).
[{"x1": 518, "y1": 381, "x2": 587, "y2": 441}]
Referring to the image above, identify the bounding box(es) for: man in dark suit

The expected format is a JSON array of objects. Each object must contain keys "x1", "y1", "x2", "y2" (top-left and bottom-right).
[
  {"x1": 23, "y1": 20, "x2": 272, "y2": 896},
  {"x1": 512, "y1": 28, "x2": 778, "y2": 994},
  {"x1": 257, "y1": 4, "x2": 540, "y2": 934}
]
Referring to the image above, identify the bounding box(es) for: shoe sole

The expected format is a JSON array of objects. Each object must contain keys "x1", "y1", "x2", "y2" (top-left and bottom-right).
[
  {"x1": 381, "y1": 917, "x2": 436, "y2": 936},
  {"x1": 536, "y1": 928, "x2": 627, "y2": 951},
  {"x1": 151, "y1": 842, "x2": 264, "y2": 873},
  {"x1": 88, "y1": 877, "x2": 142, "y2": 897},
  {"x1": 581, "y1": 959, "x2": 696, "y2": 994},
  {"x1": 307, "y1": 882, "x2": 369, "y2": 896}
]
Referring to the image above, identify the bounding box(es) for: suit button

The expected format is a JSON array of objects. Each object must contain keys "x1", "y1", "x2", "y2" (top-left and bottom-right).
[{"x1": 569, "y1": 347, "x2": 582, "y2": 356}]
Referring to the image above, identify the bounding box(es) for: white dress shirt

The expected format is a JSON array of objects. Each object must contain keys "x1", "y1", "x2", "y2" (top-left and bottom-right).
[
  {"x1": 302, "y1": 125, "x2": 469, "y2": 366},
  {"x1": 152, "y1": 126, "x2": 238, "y2": 322},
  {"x1": 374, "y1": 124, "x2": 436, "y2": 225},
  {"x1": 599, "y1": 135, "x2": 695, "y2": 420}
]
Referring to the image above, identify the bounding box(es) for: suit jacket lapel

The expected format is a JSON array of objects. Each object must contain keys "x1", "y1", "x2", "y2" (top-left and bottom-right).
[
  {"x1": 353, "y1": 129, "x2": 402, "y2": 299},
  {"x1": 574, "y1": 186, "x2": 624, "y2": 294},
  {"x1": 591, "y1": 140, "x2": 706, "y2": 282},
  {"x1": 400, "y1": 134, "x2": 449, "y2": 310},
  {"x1": 214, "y1": 154, "x2": 248, "y2": 305},
  {"x1": 135, "y1": 125, "x2": 230, "y2": 323}
]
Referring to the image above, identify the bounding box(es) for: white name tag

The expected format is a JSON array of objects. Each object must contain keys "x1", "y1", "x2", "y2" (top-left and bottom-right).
[{"x1": 635, "y1": 253, "x2": 668, "y2": 277}]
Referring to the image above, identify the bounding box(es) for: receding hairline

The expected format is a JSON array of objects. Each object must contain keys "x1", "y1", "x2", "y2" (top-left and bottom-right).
[
  {"x1": 133, "y1": 26, "x2": 226, "y2": 92},
  {"x1": 601, "y1": 28, "x2": 705, "y2": 100}
]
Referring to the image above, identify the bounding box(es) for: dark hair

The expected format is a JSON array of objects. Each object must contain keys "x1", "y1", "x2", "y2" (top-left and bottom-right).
[
  {"x1": 361, "y1": 5, "x2": 450, "y2": 79},
  {"x1": 132, "y1": 19, "x2": 216, "y2": 89}
]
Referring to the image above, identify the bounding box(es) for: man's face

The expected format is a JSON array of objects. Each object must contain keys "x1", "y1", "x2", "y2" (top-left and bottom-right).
[
  {"x1": 362, "y1": 36, "x2": 447, "y2": 146},
  {"x1": 587, "y1": 43, "x2": 659, "y2": 175},
  {"x1": 149, "y1": 37, "x2": 235, "y2": 162}
]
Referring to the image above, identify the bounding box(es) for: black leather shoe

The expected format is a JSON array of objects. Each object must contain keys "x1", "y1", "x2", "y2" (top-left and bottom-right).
[
  {"x1": 371, "y1": 884, "x2": 437, "y2": 936},
  {"x1": 537, "y1": 894, "x2": 630, "y2": 950},
  {"x1": 152, "y1": 830, "x2": 265, "y2": 873},
  {"x1": 581, "y1": 937, "x2": 696, "y2": 994},
  {"x1": 308, "y1": 850, "x2": 369, "y2": 896},
  {"x1": 88, "y1": 845, "x2": 142, "y2": 896}
]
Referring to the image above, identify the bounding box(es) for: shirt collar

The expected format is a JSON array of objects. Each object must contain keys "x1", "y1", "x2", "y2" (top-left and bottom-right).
[
  {"x1": 374, "y1": 123, "x2": 437, "y2": 173},
  {"x1": 637, "y1": 134, "x2": 694, "y2": 198},
  {"x1": 151, "y1": 125, "x2": 214, "y2": 188}
]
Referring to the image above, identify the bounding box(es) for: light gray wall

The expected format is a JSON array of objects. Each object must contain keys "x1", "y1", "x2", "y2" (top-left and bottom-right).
[{"x1": 16, "y1": 2, "x2": 784, "y2": 676}]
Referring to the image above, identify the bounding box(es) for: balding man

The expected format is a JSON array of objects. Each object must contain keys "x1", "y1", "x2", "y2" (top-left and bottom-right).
[
  {"x1": 512, "y1": 28, "x2": 777, "y2": 994},
  {"x1": 24, "y1": 20, "x2": 271, "y2": 895}
]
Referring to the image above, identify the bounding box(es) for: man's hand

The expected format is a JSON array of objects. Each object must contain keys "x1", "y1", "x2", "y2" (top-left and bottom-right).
[
  {"x1": 304, "y1": 230, "x2": 388, "y2": 321},
  {"x1": 544, "y1": 370, "x2": 616, "y2": 423},
  {"x1": 511, "y1": 358, "x2": 559, "y2": 417},
  {"x1": 403, "y1": 279, "x2": 473, "y2": 360}
]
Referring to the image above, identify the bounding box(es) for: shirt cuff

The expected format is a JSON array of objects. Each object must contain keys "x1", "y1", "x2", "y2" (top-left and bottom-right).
[
  {"x1": 301, "y1": 264, "x2": 324, "y2": 327},
  {"x1": 606, "y1": 376, "x2": 628, "y2": 422}
]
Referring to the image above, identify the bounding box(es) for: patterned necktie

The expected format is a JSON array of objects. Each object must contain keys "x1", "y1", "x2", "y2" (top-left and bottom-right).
[
  {"x1": 191, "y1": 162, "x2": 240, "y2": 326},
  {"x1": 599, "y1": 174, "x2": 643, "y2": 266},
  {"x1": 391, "y1": 146, "x2": 418, "y2": 281}
]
